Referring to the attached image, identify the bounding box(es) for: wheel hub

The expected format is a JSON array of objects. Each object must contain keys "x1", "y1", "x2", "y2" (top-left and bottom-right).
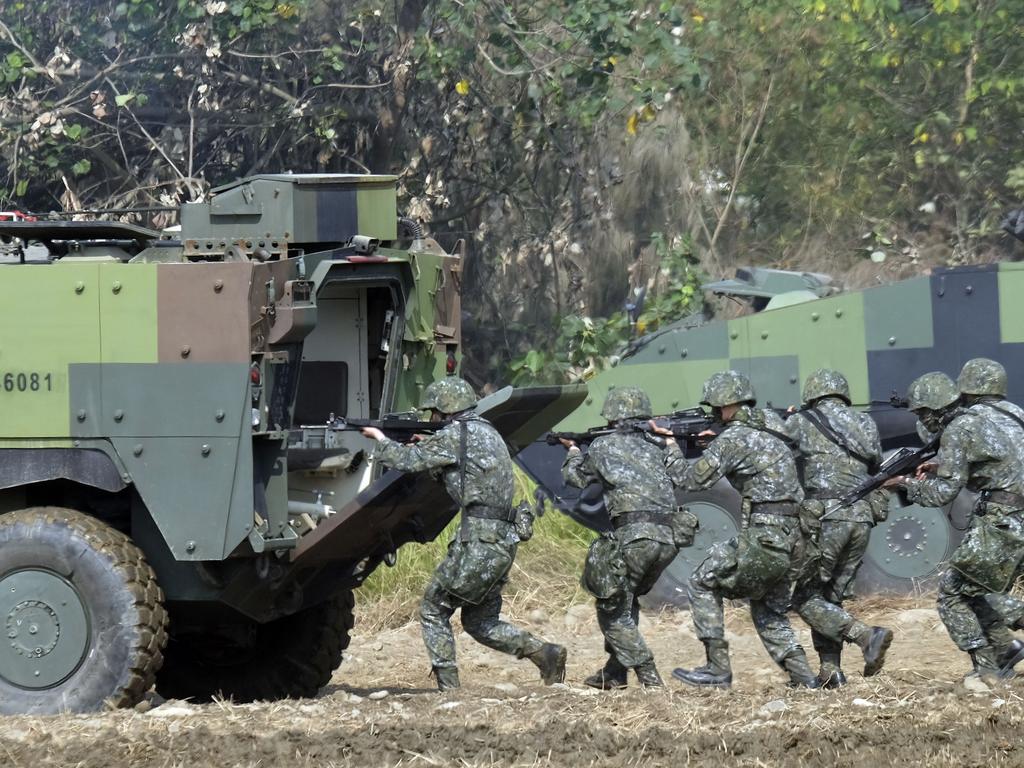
[
  {"x1": 657, "y1": 501, "x2": 738, "y2": 601},
  {"x1": 865, "y1": 502, "x2": 950, "y2": 580},
  {"x1": 0, "y1": 569, "x2": 89, "y2": 689}
]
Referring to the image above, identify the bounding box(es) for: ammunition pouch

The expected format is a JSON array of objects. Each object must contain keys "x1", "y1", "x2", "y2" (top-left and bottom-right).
[
  {"x1": 867, "y1": 490, "x2": 890, "y2": 524},
  {"x1": 582, "y1": 533, "x2": 627, "y2": 599},
  {"x1": 710, "y1": 526, "x2": 792, "y2": 600},
  {"x1": 512, "y1": 501, "x2": 535, "y2": 542},
  {"x1": 949, "y1": 516, "x2": 1024, "y2": 592},
  {"x1": 672, "y1": 507, "x2": 700, "y2": 549},
  {"x1": 435, "y1": 539, "x2": 515, "y2": 605},
  {"x1": 798, "y1": 499, "x2": 825, "y2": 543}
]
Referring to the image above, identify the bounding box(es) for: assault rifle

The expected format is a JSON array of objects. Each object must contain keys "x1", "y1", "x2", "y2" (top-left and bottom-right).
[
  {"x1": 546, "y1": 407, "x2": 719, "y2": 449},
  {"x1": 821, "y1": 434, "x2": 940, "y2": 520},
  {"x1": 323, "y1": 414, "x2": 446, "y2": 441}
]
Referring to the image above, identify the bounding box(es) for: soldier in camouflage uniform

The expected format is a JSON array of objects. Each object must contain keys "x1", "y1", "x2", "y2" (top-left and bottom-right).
[
  {"x1": 885, "y1": 372, "x2": 1024, "y2": 680},
  {"x1": 957, "y1": 359, "x2": 1024, "y2": 669},
  {"x1": 786, "y1": 369, "x2": 894, "y2": 687},
  {"x1": 363, "y1": 377, "x2": 566, "y2": 691},
  {"x1": 659, "y1": 370, "x2": 820, "y2": 689},
  {"x1": 561, "y1": 387, "x2": 685, "y2": 689}
]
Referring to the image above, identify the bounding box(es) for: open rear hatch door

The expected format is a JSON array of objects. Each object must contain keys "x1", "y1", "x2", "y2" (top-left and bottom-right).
[{"x1": 290, "y1": 383, "x2": 587, "y2": 567}]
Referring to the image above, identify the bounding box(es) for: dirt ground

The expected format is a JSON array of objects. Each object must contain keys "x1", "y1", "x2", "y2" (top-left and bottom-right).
[{"x1": 2, "y1": 597, "x2": 1024, "y2": 767}]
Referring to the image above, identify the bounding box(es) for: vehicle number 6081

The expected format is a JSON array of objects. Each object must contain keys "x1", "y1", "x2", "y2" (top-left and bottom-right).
[{"x1": 2, "y1": 372, "x2": 53, "y2": 392}]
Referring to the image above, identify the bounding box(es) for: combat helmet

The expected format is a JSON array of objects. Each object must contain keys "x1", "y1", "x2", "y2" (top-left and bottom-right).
[
  {"x1": 419, "y1": 377, "x2": 478, "y2": 414},
  {"x1": 802, "y1": 369, "x2": 851, "y2": 405},
  {"x1": 601, "y1": 386, "x2": 652, "y2": 422},
  {"x1": 957, "y1": 358, "x2": 1008, "y2": 397},
  {"x1": 701, "y1": 370, "x2": 756, "y2": 408},
  {"x1": 906, "y1": 372, "x2": 960, "y2": 413}
]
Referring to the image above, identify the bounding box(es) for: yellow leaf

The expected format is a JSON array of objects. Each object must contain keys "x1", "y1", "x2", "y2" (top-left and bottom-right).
[
  {"x1": 919, "y1": 131, "x2": 929, "y2": 143},
  {"x1": 953, "y1": 130, "x2": 964, "y2": 145},
  {"x1": 626, "y1": 112, "x2": 639, "y2": 136},
  {"x1": 636, "y1": 319, "x2": 648, "y2": 334},
  {"x1": 455, "y1": 79, "x2": 470, "y2": 96},
  {"x1": 641, "y1": 104, "x2": 656, "y2": 121},
  {"x1": 692, "y1": 13, "x2": 705, "y2": 23},
  {"x1": 607, "y1": 56, "x2": 618, "y2": 66}
]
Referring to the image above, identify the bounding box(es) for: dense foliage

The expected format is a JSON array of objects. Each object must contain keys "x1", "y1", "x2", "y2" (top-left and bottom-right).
[{"x1": 0, "y1": 0, "x2": 1021, "y2": 383}]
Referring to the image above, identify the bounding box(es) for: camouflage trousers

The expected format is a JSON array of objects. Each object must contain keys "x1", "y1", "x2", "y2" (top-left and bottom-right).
[
  {"x1": 688, "y1": 515, "x2": 804, "y2": 664},
  {"x1": 595, "y1": 536, "x2": 678, "y2": 669},
  {"x1": 937, "y1": 510, "x2": 1024, "y2": 653},
  {"x1": 420, "y1": 540, "x2": 545, "y2": 670},
  {"x1": 793, "y1": 520, "x2": 872, "y2": 658}
]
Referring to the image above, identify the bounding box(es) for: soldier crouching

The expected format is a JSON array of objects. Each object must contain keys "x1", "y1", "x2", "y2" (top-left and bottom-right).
[
  {"x1": 659, "y1": 370, "x2": 819, "y2": 689},
  {"x1": 363, "y1": 377, "x2": 566, "y2": 691},
  {"x1": 560, "y1": 386, "x2": 693, "y2": 689}
]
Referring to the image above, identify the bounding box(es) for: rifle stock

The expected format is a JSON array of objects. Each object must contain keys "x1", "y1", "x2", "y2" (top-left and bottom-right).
[{"x1": 546, "y1": 408, "x2": 719, "y2": 447}]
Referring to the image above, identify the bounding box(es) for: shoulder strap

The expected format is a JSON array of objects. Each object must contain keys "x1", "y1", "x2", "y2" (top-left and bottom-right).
[
  {"x1": 979, "y1": 402, "x2": 1024, "y2": 433},
  {"x1": 799, "y1": 408, "x2": 877, "y2": 470}
]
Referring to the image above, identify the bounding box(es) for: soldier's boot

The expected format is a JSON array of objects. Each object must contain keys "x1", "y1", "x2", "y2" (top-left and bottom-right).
[
  {"x1": 527, "y1": 643, "x2": 567, "y2": 685},
  {"x1": 996, "y1": 639, "x2": 1024, "y2": 678},
  {"x1": 968, "y1": 646, "x2": 1008, "y2": 682},
  {"x1": 782, "y1": 651, "x2": 821, "y2": 689},
  {"x1": 432, "y1": 666, "x2": 460, "y2": 692},
  {"x1": 817, "y1": 650, "x2": 847, "y2": 690},
  {"x1": 672, "y1": 639, "x2": 732, "y2": 688},
  {"x1": 634, "y1": 661, "x2": 664, "y2": 688},
  {"x1": 854, "y1": 625, "x2": 894, "y2": 677},
  {"x1": 584, "y1": 657, "x2": 628, "y2": 690}
]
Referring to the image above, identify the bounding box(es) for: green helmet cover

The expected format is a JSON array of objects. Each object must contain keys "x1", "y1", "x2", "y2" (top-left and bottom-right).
[
  {"x1": 701, "y1": 370, "x2": 756, "y2": 408},
  {"x1": 802, "y1": 368, "x2": 851, "y2": 405},
  {"x1": 958, "y1": 358, "x2": 1008, "y2": 397},
  {"x1": 600, "y1": 386, "x2": 652, "y2": 421},
  {"x1": 907, "y1": 372, "x2": 960, "y2": 412},
  {"x1": 419, "y1": 377, "x2": 478, "y2": 414}
]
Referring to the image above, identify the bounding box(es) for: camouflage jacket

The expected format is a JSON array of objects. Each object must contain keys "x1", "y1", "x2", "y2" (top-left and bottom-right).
[
  {"x1": 374, "y1": 416, "x2": 517, "y2": 544},
  {"x1": 967, "y1": 397, "x2": 1024, "y2": 462},
  {"x1": 904, "y1": 409, "x2": 1024, "y2": 510},
  {"x1": 665, "y1": 406, "x2": 804, "y2": 504},
  {"x1": 783, "y1": 396, "x2": 882, "y2": 523},
  {"x1": 561, "y1": 429, "x2": 675, "y2": 545}
]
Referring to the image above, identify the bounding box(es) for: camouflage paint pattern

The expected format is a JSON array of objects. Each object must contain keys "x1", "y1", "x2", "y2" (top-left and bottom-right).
[
  {"x1": 802, "y1": 368, "x2": 852, "y2": 405},
  {"x1": 700, "y1": 370, "x2": 756, "y2": 407},
  {"x1": 419, "y1": 377, "x2": 478, "y2": 414},
  {"x1": 958, "y1": 358, "x2": 1009, "y2": 397}
]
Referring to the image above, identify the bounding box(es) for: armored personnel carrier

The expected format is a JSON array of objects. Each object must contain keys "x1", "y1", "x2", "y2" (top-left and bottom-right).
[
  {"x1": 0, "y1": 174, "x2": 583, "y2": 713},
  {"x1": 519, "y1": 263, "x2": 1023, "y2": 602}
]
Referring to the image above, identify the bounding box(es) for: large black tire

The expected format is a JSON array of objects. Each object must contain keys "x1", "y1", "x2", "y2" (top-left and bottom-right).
[
  {"x1": 156, "y1": 591, "x2": 354, "y2": 702},
  {"x1": 0, "y1": 507, "x2": 168, "y2": 714}
]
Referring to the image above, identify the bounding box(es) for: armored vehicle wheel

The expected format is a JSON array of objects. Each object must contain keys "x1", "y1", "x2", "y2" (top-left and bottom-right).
[
  {"x1": 0, "y1": 507, "x2": 168, "y2": 714},
  {"x1": 855, "y1": 493, "x2": 971, "y2": 594},
  {"x1": 156, "y1": 590, "x2": 354, "y2": 702},
  {"x1": 642, "y1": 484, "x2": 742, "y2": 608}
]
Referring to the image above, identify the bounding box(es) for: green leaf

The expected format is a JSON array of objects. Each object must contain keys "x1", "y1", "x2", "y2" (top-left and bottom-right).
[{"x1": 114, "y1": 93, "x2": 135, "y2": 107}]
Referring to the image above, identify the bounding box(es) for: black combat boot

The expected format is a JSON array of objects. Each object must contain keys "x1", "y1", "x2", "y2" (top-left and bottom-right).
[
  {"x1": 672, "y1": 639, "x2": 732, "y2": 688},
  {"x1": 782, "y1": 651, "x2": 821, "y2": 689},
  {"x1": 996, "y1": 639, "x2": 1024, "y2": 679},
  {"x1": 527, "y1": 643, "x2": 567, "y2": 685},
  {"x1": 634, "y1": 661, "x2": 664, "y2": 688},
  {"x1": 969, "y1": 646, "x2": 1006, "y2": 681},
  {"x1": 817, "y1": 650, "x2": 847, "y2": 689},
  {"x1": 856, "y1": 626, "x2": 893, "y2": 677},
  {"x1": 432, "y1": 666, "x2": 460, "y2": 691},
  {"x1": 584, "y1": 656, "x2": 628, "y2": 690}
]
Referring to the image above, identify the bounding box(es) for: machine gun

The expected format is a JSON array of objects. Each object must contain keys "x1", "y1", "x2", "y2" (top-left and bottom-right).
[
  {"x1": 546, "y1": 407, "x2": 719, "y2": 449},
  {"x1": 821, "y1": 434, "x2": 940, "y2": 520}
]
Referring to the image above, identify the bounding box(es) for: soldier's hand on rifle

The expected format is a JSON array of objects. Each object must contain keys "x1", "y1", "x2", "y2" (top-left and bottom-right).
[
  {"x1": 647, "y1": 420, "x2": 674, "y2": 437},
  {"x1": 915, "y1": 461, "x2": 937, "y2": 479},
  {"x1": 882, "y1": 475, "x2": 908, "y2": 489},
  {"x1": 360, "y1": 426, "x2": 386, "y2": 442},
  {"x1": 558, "y1": 437, "x2": 577, "y2": 449}
]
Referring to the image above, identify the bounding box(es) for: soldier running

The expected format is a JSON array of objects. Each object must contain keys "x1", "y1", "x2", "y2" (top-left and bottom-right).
[
  {"x1": 785, "y1": 369, "x2": 894, "y2": 687},
  {"x1": 362, "y1": 377, "x2": 566, "y2": 691},
  {"x1": 885, "y1": 372, "x2": 1024, "y2": 681},
  {"x1": 560, "y1": 386, "x2": 691, "y2": 689},
  {"x1": 659, "y1": 370, "x2": 820, "y2": 689}
]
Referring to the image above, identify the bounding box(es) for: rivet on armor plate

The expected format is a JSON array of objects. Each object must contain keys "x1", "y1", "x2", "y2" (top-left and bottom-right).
[
  {"x1": 215, "y1": 409, "x2": 226, "y2": 422},
  {"x1": 76, "y1": 410, "x2": 86, "y2": 422},
  {"x1": 761, "y1": 331, "x2": 769, "y2": 339},
  {"x1": 113, "y1": 409, "x2": 124, "y2": 422},
  {"x1": 888, "y1": 336, "x2": 897, "y2": 346},
  {"x1": 658, "y1": 346, "x2": 666, "y2": 354},
  {"x1": 185, "y1": 541, "x2": 196, "y2": 553},
  {"x1": 111, "y1": 281, "x2": 122, "y2": 294},
  {"x1": 730, "y1": 331, "x2": 738, "y2": 339},
  {"x1": 835, "y1": 309, "x2": 843, "y2": 318},
  {"x1": 965, "y1": 285, "x2": 973, "y2": 295},
  {"x1": 680, "y1": 349, "x2": 688, "y2": 358},
  {"x1": 811, "y1": 312, "x2": 819, "y2": 321},
  {"x1": 201, "y1": 444, "x2": 211, "y2": 456},
  {"x1": 133, "y1": 444, "x2": 143, "y2": 457},
  {"x1": 181, "y1": 345, "x2": 191, "y2": 358},
  {"x1": 214, "y1": 279, "x2": 224, "y2": 293},
  {"x1": 74, "y1": 282, "x2": 85, "y2": 294}
]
